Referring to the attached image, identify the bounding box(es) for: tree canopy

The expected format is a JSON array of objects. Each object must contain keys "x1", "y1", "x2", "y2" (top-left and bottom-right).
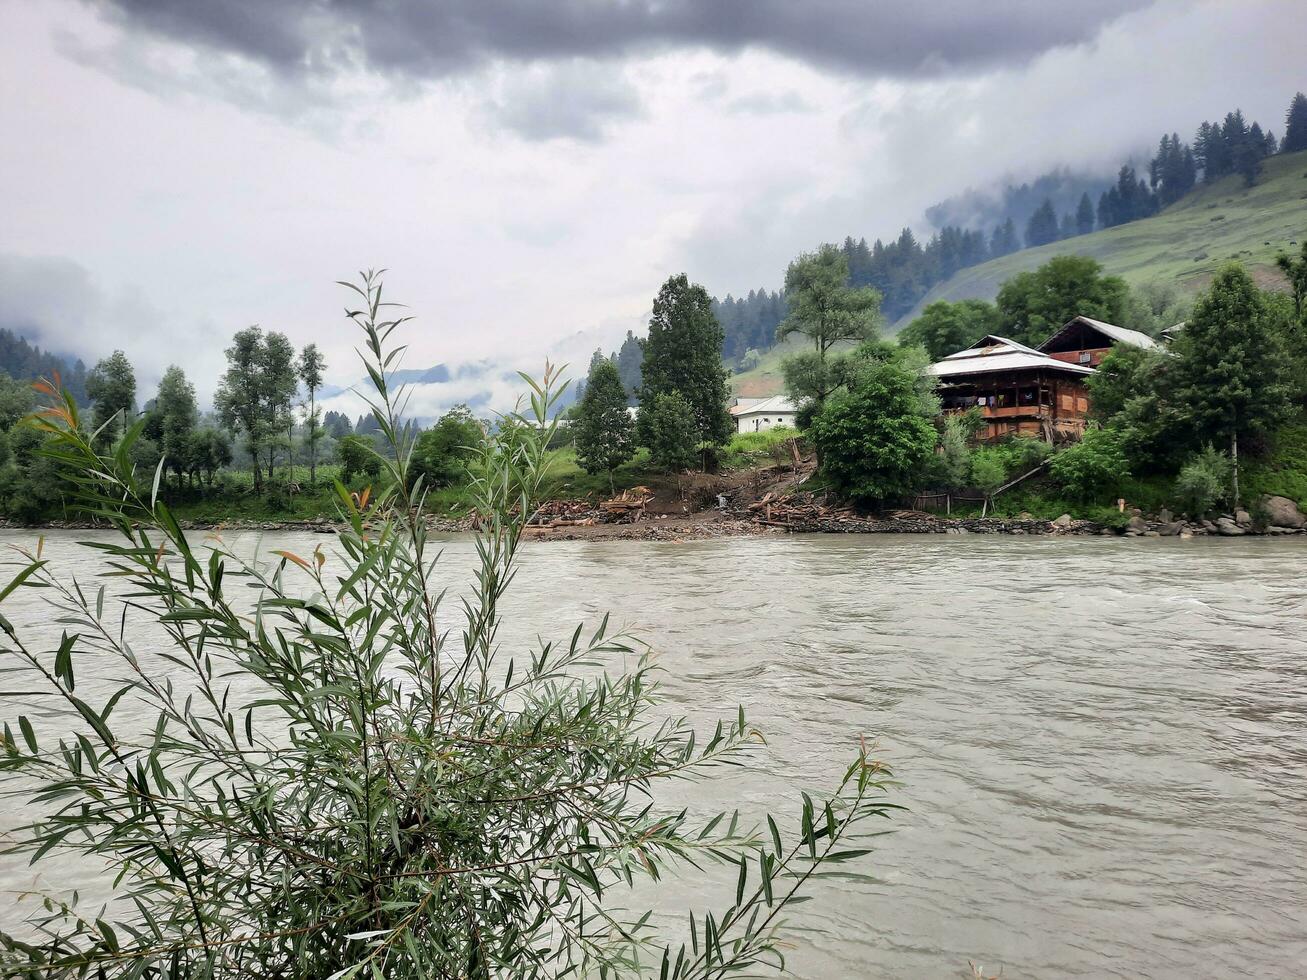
[
  {"x1": 574, "y1": 359, "x2": 635, "y2": 482},
  {"x1": 85, "y1": 350, "x2": 136, "y2": 441},
  {"x1": 638, "y1": 273, "x2": 732, "y2": 449},
  {"x1": 996, "y1": 256, "x2": 1129, "y2": 347},
  {"x1": 806, "y1": 353, "x2": 937, "y2": 505},
  {"x1": 897, "y1": 299, "x2": 1000, "y2": 361}
]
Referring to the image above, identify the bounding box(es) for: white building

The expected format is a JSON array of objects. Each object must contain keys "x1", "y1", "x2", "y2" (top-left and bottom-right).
[{"x1": 730, "y1": 395, "x2": 798, "y2": 434}]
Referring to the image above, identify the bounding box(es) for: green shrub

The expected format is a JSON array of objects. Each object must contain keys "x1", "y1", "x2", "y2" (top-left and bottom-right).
[
  {"x1": 1173, "y1": 445, "x2": 1233, "y2": 515},
  {"x1": 968, "y1": 448, "x2": 1008, "y2": 495},
  {"x1": 640, "y1": 391, "x2": 700, "y2": 471},
  {"x1": 1049, "y1": 427, "x2": 1130, "y2": 502},
  {"x1": 0, "y1": 272, "x2": 893, "y2": 977},
  {"x1": 408, "y1": 404, "x2": 484, "y2": 490},
  {"x1": 808, "y1": 361, "x2": 937, "y2": 505},
  {"x1": 337, "y1": 433, "x2": 382, "y2": 482}
]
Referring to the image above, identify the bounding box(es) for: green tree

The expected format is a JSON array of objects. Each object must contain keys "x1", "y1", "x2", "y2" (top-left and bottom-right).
[
  {"x1": 216, "y1": 327, "x2": 269, "y2": 491},
  {"x1": 613, "y1": 330, "x2": 643, "y2": 404},
  {"x1": 807, "y1": 358, "x2": 937, "y2": 505},
  {"x1": 574, "y1": 360, "x2": 635, "y2": 487},
  {"x1": 298, "y1": 343, "x2": 327, "y2": 483},
  {"x1": 637, "y1": 273, "x2": 732, "y2": 450},
  {"x1": 1048, "y1": 427, "x2": 1129, "y2": 502},
  {"x1": 641, "y1": 391, "x2": 699, "y2": 472},
  {"x1": 1122, "y1": 280, "x2": 1191, "y2": 337},
  {"x1": 263, "y1": 331, "x2": 299, "y2": 482},
  {"x1": 1283, "y1": 92, "x2": 1307, "y2": 154},
  {"x1": 337, "y1": 432, "x2": 382, "y2": 483},
  {"x1": 897, "y1": 300, "x2": 1000, "y2": 361},
  {"x1": 777, "y1": 245, "x2": 881, "y2": 407},
  {"x1": 1075, "y1": 192, "x2": 1096, "y2": 235},
  {"x1": 996, "y1": 255, "x2": 1130, "y2": 347},
  {"x1": 1170, "y1": 263, "x2": 1292, "y2": 503},
  {"x1": 1274, "y1": 240, "x2": 1307, "y2": 325},
  {"x1": 0, "y1": 371, "x2": 35, "y2": 429},
  {"x1": 215, "y1": 327, "x2": 299, "y2": 492},
  {"x1": 408, "y1": 405, "x2": 484, "y2": 491},
  {"x1": 185, "y1": 428, "x2": 232, "y2": 487},
  {"x1": 85, "y1": 350, "x2": 136, "y2": 442},
  {"x1": 1024, "y1": 198, "x2": 1060, "y2": 248},
  {"x1": 154, "y1": 365, "x2": 197, "y2": 488}
]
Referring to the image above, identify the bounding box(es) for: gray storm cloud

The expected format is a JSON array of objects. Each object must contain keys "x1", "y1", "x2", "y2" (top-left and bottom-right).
[{"x1": 88, "y1": 0, "x2": 1154, "y2": 81}]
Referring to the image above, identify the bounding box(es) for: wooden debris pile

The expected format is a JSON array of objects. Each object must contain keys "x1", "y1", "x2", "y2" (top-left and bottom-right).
[
  {"x1": 527, "y1": 499, "x2": 597, "y2": 529},
  {"x1": 598, "y1": 487, "x2": 654, "y2": 524},
  {"x1": 747, "y1": 491, "x2": 857, "y2": 528}
]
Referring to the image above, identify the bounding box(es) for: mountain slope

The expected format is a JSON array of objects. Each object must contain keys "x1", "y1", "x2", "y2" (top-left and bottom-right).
[{"x1": 899, "y1": 149, "x2": 1307, "y2": 326}]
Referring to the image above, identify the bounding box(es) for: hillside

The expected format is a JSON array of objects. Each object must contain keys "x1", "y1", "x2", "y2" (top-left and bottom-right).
[{"x1": 899, "y1": 149, "x2": 1307, "y2": 324}]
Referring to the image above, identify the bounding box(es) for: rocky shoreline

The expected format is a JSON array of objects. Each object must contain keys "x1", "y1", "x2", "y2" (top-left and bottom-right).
[{"x1": 4, "y1": 494, "x2": 1303, "y2": 542}]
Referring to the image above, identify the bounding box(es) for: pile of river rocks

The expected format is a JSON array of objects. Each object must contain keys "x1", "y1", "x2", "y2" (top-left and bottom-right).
[{"x1": 1117, "y1": 494, "x2": 1307, "y2": 538}]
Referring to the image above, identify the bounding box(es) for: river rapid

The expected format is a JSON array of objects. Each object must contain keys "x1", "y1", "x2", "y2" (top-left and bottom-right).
[{"x1": 1, "y1": 530, "x2": 1304, "y2": 978}]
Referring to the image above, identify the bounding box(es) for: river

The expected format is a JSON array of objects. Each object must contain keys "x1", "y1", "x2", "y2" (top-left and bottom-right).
[{"x1": 1, "y1": 530, "x2": 1305, "y2": 977}]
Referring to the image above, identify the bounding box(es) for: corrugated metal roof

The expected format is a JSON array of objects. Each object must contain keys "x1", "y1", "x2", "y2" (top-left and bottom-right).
[
  {"x1": 941, "y1": 334, "x2": 1046, "y2": 361},
  {"x1": 731, "y1": 395, "x2": 797, "y2": 416},
  {"x1": 927, "y1": 351, "x2": 1094, "y2": 378},
  {"x1": 1041, "y1": 316, "x2": 1159, "y2": 352}
]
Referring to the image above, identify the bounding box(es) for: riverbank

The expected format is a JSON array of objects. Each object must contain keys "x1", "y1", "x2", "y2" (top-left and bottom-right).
[{"x1": 10, "y1": 501, "x2": 1305, "y2": 541}]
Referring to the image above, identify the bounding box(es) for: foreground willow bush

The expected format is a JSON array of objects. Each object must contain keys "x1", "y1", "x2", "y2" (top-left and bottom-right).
[{"x1": 0, "y1": 273, "x2": 895, "y2": 978}]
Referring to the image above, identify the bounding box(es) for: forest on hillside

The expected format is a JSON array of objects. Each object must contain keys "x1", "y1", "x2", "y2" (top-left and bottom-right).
[{"x1": 702, "y1": 91, "x2": 1307, "y2": 364}]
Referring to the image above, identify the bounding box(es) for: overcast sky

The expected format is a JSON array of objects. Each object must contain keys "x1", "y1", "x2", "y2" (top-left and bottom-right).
[{"x1": 0, "y1": 0, "x2": 1302, "y2": 418}]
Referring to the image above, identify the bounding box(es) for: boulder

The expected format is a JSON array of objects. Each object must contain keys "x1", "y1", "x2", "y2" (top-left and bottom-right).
[
  {"x1": 1126, "y1": 514, "x2": 1148, "y2": 534},
  {"x1": 1216, "y1": 517, "x2": 1246, "y2": 536},
  {"x1": 1052, "y1": 513, "x2": 1073, "y2": 529},
  {"x1": 1157, "y1": 507, "x2": 1173, "y2": 524},
  {"x1": 1235, "y1": 509, "x2": 1253, "y2": 527},
  {"x1": 1158, "y1": 521, "x2": 1185, "y2": 537},
  {"x1": 1260, "y1": 495, "x2": 1306, "y2": 529}
]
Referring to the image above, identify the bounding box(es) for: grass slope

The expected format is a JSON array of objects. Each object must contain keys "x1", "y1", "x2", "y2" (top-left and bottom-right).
[{"x1": 899, "y1": 149, "x2": 1307, "y2": 326}]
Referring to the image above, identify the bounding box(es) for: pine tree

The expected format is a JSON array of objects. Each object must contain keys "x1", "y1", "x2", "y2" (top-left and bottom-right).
[
  {"x1": 1024, "y1": 198, "x2": 1059, "y2": 248},
  {"x1": 1075, "y1": 192, "x2": 1095, "y2": 235},
  {"x1": 1171, "y1": 264, "x2": 1292, "y2": 503},
  {"x1": 1282, "y1": 92, "x2": 1307, "y2": 154},
  {"x1": 637, "y1": 274, "x2": 732, "y2": 451},
  {"x1": 573, "y1": 359, "x2": 634, "y2": 487}
]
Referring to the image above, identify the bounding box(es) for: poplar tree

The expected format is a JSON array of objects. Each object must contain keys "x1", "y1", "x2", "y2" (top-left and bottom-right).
[
  {"x1": 155, "y1": 365, "x2": 197, "y2": 488},
  {"x1": 85, "y1": 350, "x2": 136, "y2": 442},
  {"x1": 297, "y1": 343, "x2": 326, "y2": 483}
]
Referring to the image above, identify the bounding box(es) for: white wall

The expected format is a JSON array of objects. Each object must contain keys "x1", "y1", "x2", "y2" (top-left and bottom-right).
[{"x1": 736, "y1": 412, "x2": 797, "y2": 434}]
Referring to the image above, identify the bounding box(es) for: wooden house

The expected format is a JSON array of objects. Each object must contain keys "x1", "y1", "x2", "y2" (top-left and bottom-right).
[
  {"x1": 1038, "y1": 315, "x2": 1158, "y2": 367},
  {"x1": 926, "y1": 318, "x2": 1158, "y2": 443},
  {"x1": 927, "y1": 335, "x2": 1094, "y2": 442}
]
